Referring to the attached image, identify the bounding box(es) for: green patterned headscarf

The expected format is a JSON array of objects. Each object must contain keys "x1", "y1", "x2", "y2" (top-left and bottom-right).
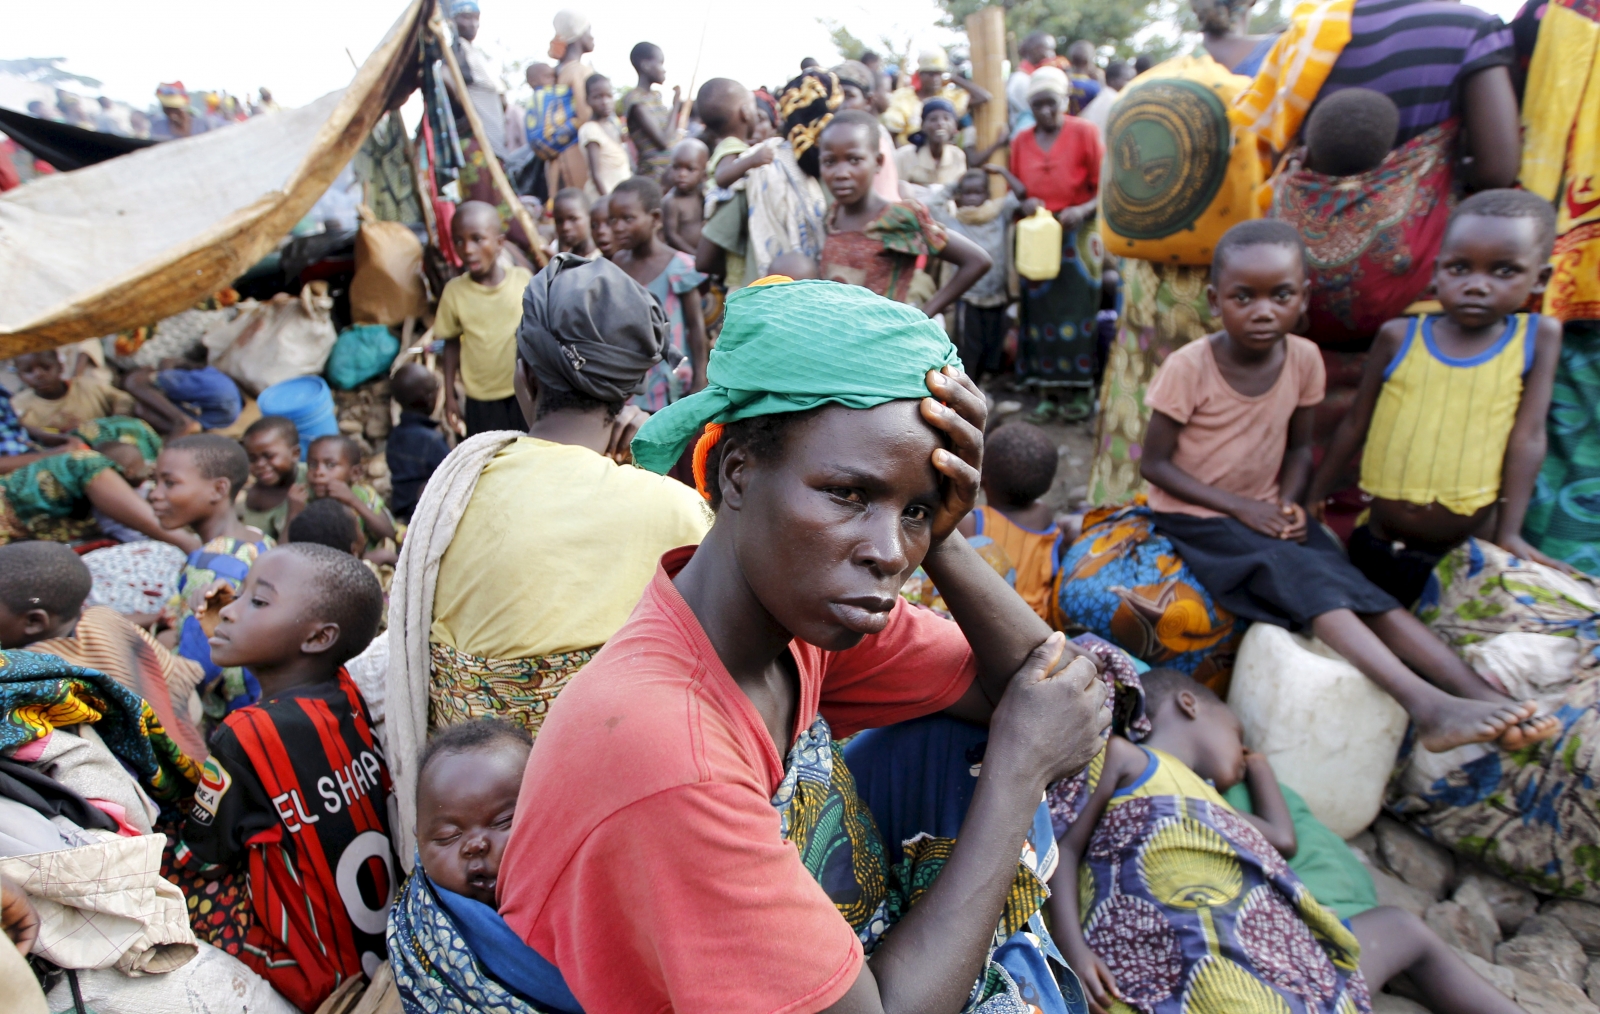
[{"x1": 630, "y1": 278, "x2": 961, "y2": 476}]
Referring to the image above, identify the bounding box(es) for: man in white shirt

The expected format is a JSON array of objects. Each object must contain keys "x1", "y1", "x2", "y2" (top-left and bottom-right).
[{"x1": 1080, "y1": 60, "x2": 1134, "y2": 137}]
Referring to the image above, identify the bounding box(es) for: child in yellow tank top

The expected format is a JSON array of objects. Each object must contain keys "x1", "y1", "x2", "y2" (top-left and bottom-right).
[
  {"x1": 1310, "y1": 190, "x2": 1567, "y2": 606},
  {"x1": 956, "y1": 422, "x2": 1062, "y2": 622}
]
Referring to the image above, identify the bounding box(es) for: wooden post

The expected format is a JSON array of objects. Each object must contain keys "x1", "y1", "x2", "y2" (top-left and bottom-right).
[
  {"x1": 431, "y1": 18, "x2": 548, "y2": 266},
  {"x1": 965, "y1": 7, "x2": 1009, "y2": 196}
]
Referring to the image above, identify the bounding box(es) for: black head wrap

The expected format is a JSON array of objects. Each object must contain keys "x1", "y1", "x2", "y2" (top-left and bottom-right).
[
  {"x1": 779, "y1": 69, "x2": 842, "y2": 178},
  {"x1": 515, "y1": 253, "x2": 675, "y2": 403}
]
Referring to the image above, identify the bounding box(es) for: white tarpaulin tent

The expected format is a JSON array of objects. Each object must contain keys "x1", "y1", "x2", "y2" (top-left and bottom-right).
[{"x1": 0, "y1": 0, "x2": 431, "y2": 358}]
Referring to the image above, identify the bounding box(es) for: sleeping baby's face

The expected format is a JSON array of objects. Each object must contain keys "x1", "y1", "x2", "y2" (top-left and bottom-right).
[{"x1": 417, "y1": 745, "x2": 529, "y2": 907}]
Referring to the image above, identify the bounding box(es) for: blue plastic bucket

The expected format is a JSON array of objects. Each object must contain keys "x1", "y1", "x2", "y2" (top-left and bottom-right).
[{"x1": 257, "y1": 375, "x2": 339, "y2": 458}]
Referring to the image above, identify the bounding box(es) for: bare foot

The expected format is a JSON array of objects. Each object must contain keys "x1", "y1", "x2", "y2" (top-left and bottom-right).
[
  {"x1": 1497, "y1": 713, "x2": 1561, "y2": 750},
  {"x1": 1415, "y1": 697, "x2": 1536, "y2": 752}
]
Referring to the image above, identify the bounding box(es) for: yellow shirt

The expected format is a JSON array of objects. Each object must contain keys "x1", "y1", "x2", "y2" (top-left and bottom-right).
[
  {"x1": 893, "y1": 143, "x2": 968, "y2": 187},
  {"x1": 434, "y1": 266, "x2": 532, "y2": 402},
  {"x1": 13, "y1": 376, "x2": 135, "y2": 433},
  {"x1": 1360, "y1": 314, "x2": 1534, "y2": 516},
  {"x1": 882, "y1": 85, "x2": 971, "y2": 148},
  {"x1": 430, "y1": 437, "x2": 712, "y2": 659}
]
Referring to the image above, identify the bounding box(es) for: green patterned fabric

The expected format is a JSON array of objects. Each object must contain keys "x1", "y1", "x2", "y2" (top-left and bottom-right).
[
  {"x1": 2, "y1": 450, "x2": 115, "y2": 521},
  {"x1": 1524, "y1": 321, "x2": 1600, "y2": 574},
  {"x1": 631, "y1": 278, "x2": 961, "y2": 474},
  {"x1": 1394, "y1": 538, "x2": 1600, "y2": 899},
  {"x1": 71, "y1": 416, "x2": 162, "y2": 462}
]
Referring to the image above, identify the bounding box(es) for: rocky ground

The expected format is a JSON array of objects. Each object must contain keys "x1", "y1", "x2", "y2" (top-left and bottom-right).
[
  {"x1": 1352, "y1": 816, "x2": 1600, "y2": 1012},
  {"x1": 333, "y1": 378, "x2": 396, "y2": 501}
]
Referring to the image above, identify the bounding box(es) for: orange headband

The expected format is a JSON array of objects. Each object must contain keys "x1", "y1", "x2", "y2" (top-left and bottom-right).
[{"x1": 691, "y1": 422, "x2": 726, "y2": 501}]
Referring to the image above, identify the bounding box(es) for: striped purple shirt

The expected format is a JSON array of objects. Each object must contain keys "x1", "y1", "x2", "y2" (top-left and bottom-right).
[{"x1": 1320, "y1": 0, "x2": 1515, "y2": 142}]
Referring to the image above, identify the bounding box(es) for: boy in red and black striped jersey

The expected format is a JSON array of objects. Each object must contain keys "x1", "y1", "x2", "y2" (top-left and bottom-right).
[{"x1": 179, "y1": 542, "x2": 393, "y2": 1013}]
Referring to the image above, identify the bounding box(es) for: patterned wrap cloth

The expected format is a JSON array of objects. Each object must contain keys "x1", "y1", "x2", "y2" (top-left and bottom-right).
[
  {"x1": 1524, "y1": 321, "x2": 1600, "y2": 574},
  {"x1": 1087, "y1": 263, "x2": 1217, "y2": 507},
  {"x1": 427, "y1": 643, "x2": 597, "y2": 737},
  {"x1": 1229, "y1": 0, "x2": 1356, "y2": 153},
  {"x1": 1020, "y1": 222, "x2": 1104, "y2": 388},
  {"x1": 0, "y1": 449, "x2": 116, "y2": 544},
  {"x1": 1271, "y1": 122, "x2": 1458, "y2": 350},
  {"x1": 0, "y1": 649, "x2": 200, "y2": 810},
  {"x1": 169, "y1": 536, "x2": 272, "y2": 718},
  {"x1": 1076, "y1": 744, "x2": 1370, "y2": 1014},
  {"x1": 71, "y1": 416, "x2": 163, "y2": 462},
  {"x1": 1054, "y1": 502, "x2": 1245, "y2": 692},
  {"x1": 1392, "y1": 538, "x2": 1600, "y2": 900},
  {"x1": 1520, "y1": 0, "x2": 1600, "y2": 323}
]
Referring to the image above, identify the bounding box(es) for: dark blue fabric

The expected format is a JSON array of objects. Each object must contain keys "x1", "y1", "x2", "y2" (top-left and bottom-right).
[
  {"x1": 385, "y1": 410, "x2": 451, "y2": 519},
  {"x1": 843, "y1": 713, "x2": 989, "y2": 867},
  {"x1": 843, "y1": 714, "x2": 1087, "y2": 1014},
  {"x1": 434, "y1": 882, "x2": 584, "y2": 1014},
  {"x1": 155, "y1": 366, "x2": 242, "y2": 429},
  {"x1": 1232, "y1": 34, "x2": 1280, "y2": 77},
  {"x1": 0, "y1": 387, "x2": 34, "y2": 458}
]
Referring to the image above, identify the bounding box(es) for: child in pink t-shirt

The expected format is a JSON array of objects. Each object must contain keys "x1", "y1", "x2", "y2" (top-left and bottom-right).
[{"x1": 1140, "y1": 220, "x2": 1557, "y2": 755}]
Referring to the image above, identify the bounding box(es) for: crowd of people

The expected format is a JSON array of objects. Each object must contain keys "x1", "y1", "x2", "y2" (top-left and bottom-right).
[{"x1": 3, "y1": 0, "x2": 1600, "y2": 1012}]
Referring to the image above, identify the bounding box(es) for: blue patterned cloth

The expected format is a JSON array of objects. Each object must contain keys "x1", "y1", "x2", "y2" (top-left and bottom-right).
[
  {"x1": 389, "y1": 860, "x2": 579, "y2": 1014},
  {"x1": 0, "y1": 387, "x2": 35, "y2": 458},
  {"x1": 1055, "y1": 502, "x2": 1244, "y2": 690}
]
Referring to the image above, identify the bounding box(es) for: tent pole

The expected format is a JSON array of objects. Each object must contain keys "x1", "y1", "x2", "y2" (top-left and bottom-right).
[{"x1": 431, "y1": 17, "x2": 548, "y2": 266}]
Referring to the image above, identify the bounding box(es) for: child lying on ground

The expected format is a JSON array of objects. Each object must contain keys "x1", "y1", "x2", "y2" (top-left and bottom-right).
[
  {"x1": 1050, "y1": 668, "x2": 1524, "y2": 1014},
  {"x1": 306, "y1": 434, "x2": 397, "y2": 561},
  {"x1": 391, "y1": 718, "x2": 578, "y2": 1012},
  {"x1": 236, "y1": 416, "x2": 305, "y2": 543},
  {"x1": 0, "y1": 445, "x2": 192, "y2": 549},
  {"x1": 550, "y1": 187, "x2": 596, "y2": 258},
  {"x1": 816, "y1": 111, "x2": 991, "y2": 316},
  {"x1": 151, "y1": 434, "x2": 272, "y2": 717},
  {"x1": 177, "y1": 542, "x2": 390, "y2": 1013},
  {"x1": 385, "y1": 364, "x2": 449, "y2": 522},
  {"x1": 661, "y1": 138, "x2": 708, "y2": 255},
  {"x1": 957, "y1": 421, "x2": 1061, "y2": 622},
  {"x1": 1140, "y1": 220, "x2": 1556, "y2": 753},
  {"x1": 1309, "y1": 190, "x2": 1566, "y2": 605},
  {"x1": 0, "y1": 541, "x2": 206, "y2": 758},
  {"x1": 11, "y1": 349, "x2": 135, "y2": 435},
  {"x1": 125, "y1": 348, "x2": 243, "y2": 437}
]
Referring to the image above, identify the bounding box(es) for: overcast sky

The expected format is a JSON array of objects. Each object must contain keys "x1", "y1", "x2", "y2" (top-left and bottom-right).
[{"x1": 4, "y1": 0, "x2": 1527, "y2": 111}]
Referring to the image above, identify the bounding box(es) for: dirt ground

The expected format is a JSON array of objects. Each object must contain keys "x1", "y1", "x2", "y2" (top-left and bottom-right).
[{"x1": 981, "y1": 378, "x2": 1099, "y2": 518}]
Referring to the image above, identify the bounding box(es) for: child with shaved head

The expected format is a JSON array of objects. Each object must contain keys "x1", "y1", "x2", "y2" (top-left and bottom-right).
[
  {"x1": 437, "y1": 200, "x2": 533, "y2": 436},
  {"x1": 176, "y1": 542, "x2": 392, "y2": 1012}
]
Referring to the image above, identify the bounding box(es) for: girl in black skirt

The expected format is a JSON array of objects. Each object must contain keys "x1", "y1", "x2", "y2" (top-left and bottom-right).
[{"x1": 1138, "y1": 221, "x2": 1557, "y2": 754}]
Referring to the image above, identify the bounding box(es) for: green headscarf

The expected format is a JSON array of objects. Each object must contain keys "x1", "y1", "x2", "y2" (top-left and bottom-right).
[{"x1": 631, "y1": 279, "x2": 962, "y2": 475}]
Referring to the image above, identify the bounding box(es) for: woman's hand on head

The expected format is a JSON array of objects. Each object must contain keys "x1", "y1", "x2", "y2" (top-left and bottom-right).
[{"x1": 920, "y1": 366, "x2": 986, "y2": 544}]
